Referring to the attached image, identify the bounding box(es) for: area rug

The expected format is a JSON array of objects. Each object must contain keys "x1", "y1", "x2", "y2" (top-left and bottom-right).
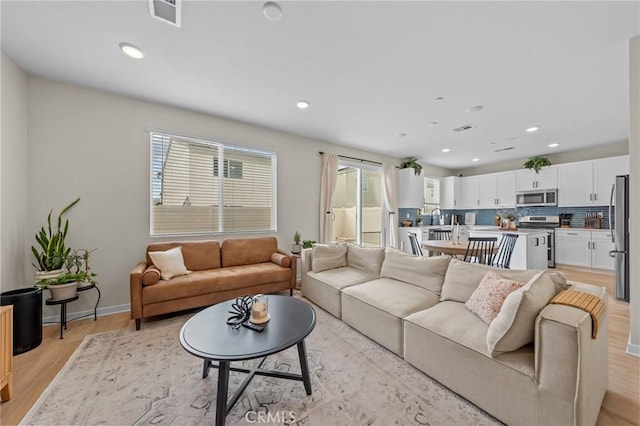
[{"x1": 22, "y1": 299, "x2": 500, "y2": 425}]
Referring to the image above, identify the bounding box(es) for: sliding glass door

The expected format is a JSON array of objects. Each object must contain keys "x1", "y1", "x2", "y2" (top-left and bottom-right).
[{"x1": 332, "y1": 162, "x2": 383, "y2": 246}]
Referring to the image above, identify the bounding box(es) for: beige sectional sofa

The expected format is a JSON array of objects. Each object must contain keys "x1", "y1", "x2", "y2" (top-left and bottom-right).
[{"x1": 301, "y1": 243, "x2": 608, "y2": 426}]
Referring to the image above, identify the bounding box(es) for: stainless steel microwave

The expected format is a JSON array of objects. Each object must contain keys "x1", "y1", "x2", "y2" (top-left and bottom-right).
[{"x1": 516, "y1": 189, "x2": 558, "y2": 207}]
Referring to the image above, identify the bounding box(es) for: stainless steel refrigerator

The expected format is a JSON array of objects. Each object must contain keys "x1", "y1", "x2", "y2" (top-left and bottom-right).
[{"x1": 609, "y1": 175, "x2": 629, "y2": 301}]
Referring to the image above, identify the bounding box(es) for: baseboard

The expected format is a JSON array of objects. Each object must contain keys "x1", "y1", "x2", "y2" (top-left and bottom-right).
[
  {"x1": 627, "y1": 338, "x2": 640, "y2": 358},
  {"x1": 43, "y1": 303, "x2": 131, "y2": 325}
]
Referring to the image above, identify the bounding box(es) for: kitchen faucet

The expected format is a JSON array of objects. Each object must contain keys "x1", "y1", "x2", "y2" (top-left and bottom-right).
[{"x1": 430, "y1": 208, "x2": 442, "y2": 225}]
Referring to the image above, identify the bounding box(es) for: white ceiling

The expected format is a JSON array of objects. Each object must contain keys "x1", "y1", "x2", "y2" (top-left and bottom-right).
[{"x1": 2, "y1": 1, "x2": 638, "y2": 169}]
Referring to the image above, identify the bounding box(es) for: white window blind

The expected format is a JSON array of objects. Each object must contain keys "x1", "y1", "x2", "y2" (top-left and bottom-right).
[
  {"x1": 424, "y1": 177, "x2": 440, "y2": 207},
  {"x1": 150, "y1": 132, "x2": 276, "y2": 236}
]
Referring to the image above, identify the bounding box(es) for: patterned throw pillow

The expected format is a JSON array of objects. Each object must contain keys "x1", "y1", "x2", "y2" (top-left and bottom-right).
[{"x1": 464, "y1": 271, "x2": 525, "y2": 324}]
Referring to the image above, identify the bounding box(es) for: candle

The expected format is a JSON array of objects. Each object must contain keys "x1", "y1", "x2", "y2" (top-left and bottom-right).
[
  {"x1": 252, "y1": 301, "x2": 268, "y2": 321},
  {"x1": 456, "y1": 223, "x2": 460, "y2": 242}
]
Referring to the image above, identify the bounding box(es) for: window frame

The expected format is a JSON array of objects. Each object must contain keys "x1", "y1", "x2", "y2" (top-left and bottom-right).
[{"x1": 149, "y1": 130, "x2": 277, "y2": 237}]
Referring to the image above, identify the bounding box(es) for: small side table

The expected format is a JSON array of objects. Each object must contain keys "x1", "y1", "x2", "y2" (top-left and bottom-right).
[
  {"x1": 45, "y1": 283, "x2": 101, "y2": 339},
  {"x1": 45, "y1": 295, "x2": 79, "y2": 339}
]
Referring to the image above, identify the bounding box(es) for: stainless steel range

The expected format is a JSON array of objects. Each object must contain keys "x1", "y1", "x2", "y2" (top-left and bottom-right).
[{"x1": 518, "y1": 215, "x2": 559, "y2": 268}]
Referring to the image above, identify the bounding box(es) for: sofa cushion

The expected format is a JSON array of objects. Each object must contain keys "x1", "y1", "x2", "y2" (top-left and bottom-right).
[
  {"x1": 342, "y1": 278, "x2": 440, "y2": 318},
  {"x1": 487, "y1": 271, "x2": 556, "y2": 357},
  {"x1": 379, "y1": 248, "x2": 450, "y2": 294},
  {"x1": 143, "y1": 262, "x2": 291, "y2": 304},
  {"x1": 141, "y1": 266, "x2": 161, "y2": 286},
  {"x1": 221, "y1": 237, "x2": 277, "y2": 268},
  {"x1": 148, "y1": 246, "x2": 190, "y2": 280},
  {"x1": 271, "y1": 252, "x2": 291, "y2": 267},
  {"x1": 146, "y1": 240, "x2": 221, "y2": 271},
  {"x1": 307, "y1": 266, "x2": 377, "y2": 291},
  {"x1": 405, "y1": 301, "x2": 490, "y2": 356},
  {"x1": 346, "y1": 244, "x2": 385, "y2": 276},
  {"x1": 311, "y1": 242, "x2": 347, "y2": 272},
  {"x1": 440, "y1": 259, "x2": 567, "y2": 303},
  {"x1": 465, "y1": 271, "x2": 525, "y2": 324}
]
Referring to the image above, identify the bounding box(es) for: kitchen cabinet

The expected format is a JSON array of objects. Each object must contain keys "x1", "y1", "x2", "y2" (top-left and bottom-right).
[
  {"x1": 515, "y1": 167, "x2": 557, "y2": 191},
  {"x1": 477, "y1": 172, "x2": 516, "y2": 209},
  {"x1": 460, "y1": 176, "x2": 479, "y2": 209},
  {"x1": 590, "y1": 231, "x2": 615, "y2": 270},
  {"x1": 496, "y1": 172, "x2": 516, "y2": 208},
  {"x1": 398, "y1": 168, "x2": 424, "y2": 208},
  {"x1": 440, "y1": 176, "x2": 461, "y2": 209},
  {"x1": 555, "y1": 229, "x2": 613, "y2": 270},
  {"x1": 558, "y1": 161, "x2": 593, "y2": 206},
  {"x1": 594, "y1": 156, "x2": 629, "y2": 206},
  {"x1": 557, "y1": 156, "x2": 629, "y2": 207}
]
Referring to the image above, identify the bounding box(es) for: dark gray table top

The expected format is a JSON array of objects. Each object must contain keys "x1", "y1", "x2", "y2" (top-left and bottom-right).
[{"x1": 180, "y1": 295, "x2": 316, "y2": 361}]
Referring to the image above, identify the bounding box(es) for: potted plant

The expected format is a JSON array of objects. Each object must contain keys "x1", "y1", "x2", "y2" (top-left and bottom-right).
[
  {"x1": 65, "y1": 248, "x2": 97, "y2": 288},
  {"x1": 31, "y1": 197, "x2": 80, "y2": 283},
  {"x1": 36, "y1": 272, "x2": 83, "y2": 301},
  {"x1": 499, "y1": 209, "x2": 519, "y2": 230},
  {"x1": 302, "y1": 240, "x2": 316, "y2": 249},
  {"x1": 400, "y1": 158, "x2": 423, "y2": 176},
  {"x1": 292, "y1": 231, "x2": 302, "y2": 254},
  {"x1": 523, "y1": 156, "x2": 551, "y2": 174}
]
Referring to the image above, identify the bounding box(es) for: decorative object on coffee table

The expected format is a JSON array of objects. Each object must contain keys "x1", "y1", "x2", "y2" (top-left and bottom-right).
[
  {"x1": 180, "y1": 295, "x2": 316, "y2": 426},
  {"x1": 250, "y1": 294, "x2": 269, "y2": 324}
]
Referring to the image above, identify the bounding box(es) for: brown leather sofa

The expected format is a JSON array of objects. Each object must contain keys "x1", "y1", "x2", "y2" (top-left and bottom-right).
[{"x1": 130, "y1": 237, "x2": 296, "y2": 330}]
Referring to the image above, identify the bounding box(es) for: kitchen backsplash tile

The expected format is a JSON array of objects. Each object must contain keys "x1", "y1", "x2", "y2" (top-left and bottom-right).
[{"x1": 400, "y1": 206, "x2": 613, "y2": 229}]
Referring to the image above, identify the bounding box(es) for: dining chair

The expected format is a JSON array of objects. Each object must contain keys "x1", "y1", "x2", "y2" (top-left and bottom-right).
[
  {"x1": 492, "y1": 233, "x2": 519, "y2": 269},
  {"x1": 408, "y1": 232, "x2": 424, "y2": 256},
  {"x1": 463, "y1": 237, "x2": 497, "y2": 265},
  {"x1": 431, "y1": 229, "x2": 452, "y2": 241}
]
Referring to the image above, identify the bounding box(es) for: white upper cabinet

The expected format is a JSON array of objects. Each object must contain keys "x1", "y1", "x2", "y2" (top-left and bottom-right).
[
  {"x1": 515, "y1": 167, "x2": 557, "y2": 191},
  {"x1": 594, "y1": 155, "x2": 629, "y2": 206},
  {"x1": 476, "y1": 172, "x2": 516, "y2": 209},
  {"x1": 397, "y1": 168, "x2": 424, "y2": 208},
  {"x1": 558, "y1": 161, "x2": 594, "y2": 207},
  {"x1": 557, "y1": 155, "x2": 629, "y2": 207},
  {"x1": 440, "y1": 176, "x2": 461, "y2": 210},
  {"x1": 460, "y1": 176, "x2": 479, "y2": 209}
]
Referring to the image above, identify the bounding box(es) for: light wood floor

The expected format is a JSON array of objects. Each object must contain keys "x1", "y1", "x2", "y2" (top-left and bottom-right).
[{"x1": 1, "y1": 267, "x2": 638, "y2": 426}]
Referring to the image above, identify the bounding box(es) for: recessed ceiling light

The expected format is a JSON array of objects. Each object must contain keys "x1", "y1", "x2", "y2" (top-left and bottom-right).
[
  {"x1": 548, "y1": 143, "x2": 560, "y2": 148},
  {"x1": 525, "y1": 126, "x2": 540, "y2": 133},
  {"x1": 427, "y1": 121, "x2": 438, "y2": 127},
  {"x1": 119, "y1": 42, "x2": 144, "y2": 59},
  {"x1": 441, "y1": 148, "x2": 451, "y2": 153},
  {"x1": 263, "y1": 2, "x2": 283, "y2": 20},
  {"x1": 296, "y1": 100, "x2": 309, "y2": 109},
  {"x1": 435, "y1": 97, "x2": 444, "y2": 102},
  {"x1": 472, "y1": 158, "x2": 480, "y2": 162},
  {"x1": 467, "y1": 105, "x2": 483, "y2": 113}
]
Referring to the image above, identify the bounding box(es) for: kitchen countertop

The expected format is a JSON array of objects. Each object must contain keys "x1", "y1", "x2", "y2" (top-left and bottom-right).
[{"x1": 469, "y1": 228, "x2": 548, "y2": 236}]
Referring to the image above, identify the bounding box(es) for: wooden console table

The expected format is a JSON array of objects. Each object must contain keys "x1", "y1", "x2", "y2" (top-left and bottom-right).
[{"x1": 1, "y1": 305, "x2": 13, "y2": 401}]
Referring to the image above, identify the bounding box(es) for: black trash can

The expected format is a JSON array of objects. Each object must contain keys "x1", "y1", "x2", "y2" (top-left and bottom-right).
[{"x1": 0, "y1": 287, "x2": 43, "y2": 355}]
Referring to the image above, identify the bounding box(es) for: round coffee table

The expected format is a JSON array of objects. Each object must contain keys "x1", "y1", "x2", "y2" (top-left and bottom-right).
[{"x1": 179, "y1": 295, "x2": 316, "y2": 426}]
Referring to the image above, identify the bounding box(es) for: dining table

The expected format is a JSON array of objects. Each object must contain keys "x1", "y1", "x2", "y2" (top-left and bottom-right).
[{"x1": 422, "y1": 240, "x2": 498, "y2": 263}]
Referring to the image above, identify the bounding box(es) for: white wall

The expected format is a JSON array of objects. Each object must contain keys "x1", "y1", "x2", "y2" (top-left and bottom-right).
[
  {"x1": 628, "y1": 36, "x2": 639, "y2": 356},
  {"x1": 453, "y1": 141, "x2": 629, "y2": 176},
  {"x1": 25, "y1": 77, "x2": 399, "y2": 316},
  {"x1": 1, "y1": 52, "x2": 29, "y2": 291}
]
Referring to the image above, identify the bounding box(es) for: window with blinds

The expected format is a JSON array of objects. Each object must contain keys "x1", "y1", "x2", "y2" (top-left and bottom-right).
[{"x1": 150, "y1": 132, "x2": 277, "y2": 236}]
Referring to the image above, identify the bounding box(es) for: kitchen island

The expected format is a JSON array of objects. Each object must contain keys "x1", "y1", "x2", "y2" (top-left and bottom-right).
[{"x1": 469, "y1": 228, "x2": 548, "y2": 270}]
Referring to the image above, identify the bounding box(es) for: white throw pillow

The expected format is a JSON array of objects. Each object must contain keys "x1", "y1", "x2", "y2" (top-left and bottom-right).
[
  {"x1": 346, "y1": 243, "x2": 385, "y2": 276},
  {"x1": 311, "y1": 243, "x2": 347, "y2": 273},
  {"x1": 465, "y1": 271, "x2": 525, "y2": 324},
  {"x1": 379, "y1": 247, "x2": 451, "y2": 294},
  {"x1": 148, "y1": 246, "x2": 190, "y2": 280},
  {"x1": 486, "y1": 271, "x2": 556, "y2": 357}
]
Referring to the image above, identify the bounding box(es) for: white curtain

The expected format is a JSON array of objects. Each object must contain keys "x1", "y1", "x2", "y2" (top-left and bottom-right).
[
  {"x1": 319, "y1": 153, "x2": 338, "y2": 243},
  {"x1": 383, "y1": 163, "x2": 399, "y2": 248}
]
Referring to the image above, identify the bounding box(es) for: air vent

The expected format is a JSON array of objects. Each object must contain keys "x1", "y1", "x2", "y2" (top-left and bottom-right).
[
  {"x1": 453, "y1": 124, "x2": 474, "y2": 132},
  {"x1": 148, "y1": 0, "x2": 181, "y2": 27},
  {"x1": 494, "y1": 146, "x2": 515, "y2": 152}
]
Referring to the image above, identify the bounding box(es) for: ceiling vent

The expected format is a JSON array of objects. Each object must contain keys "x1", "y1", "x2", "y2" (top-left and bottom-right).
[
  {"x1": 148, "y1": 0, "x2": 181, "y2": 28},
  {"x1": 494, "y1": 147, "x2": 515, "y2": 152},
  {"x1": 453, "y1": 124, "x2": 474, "y2": 133}
]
